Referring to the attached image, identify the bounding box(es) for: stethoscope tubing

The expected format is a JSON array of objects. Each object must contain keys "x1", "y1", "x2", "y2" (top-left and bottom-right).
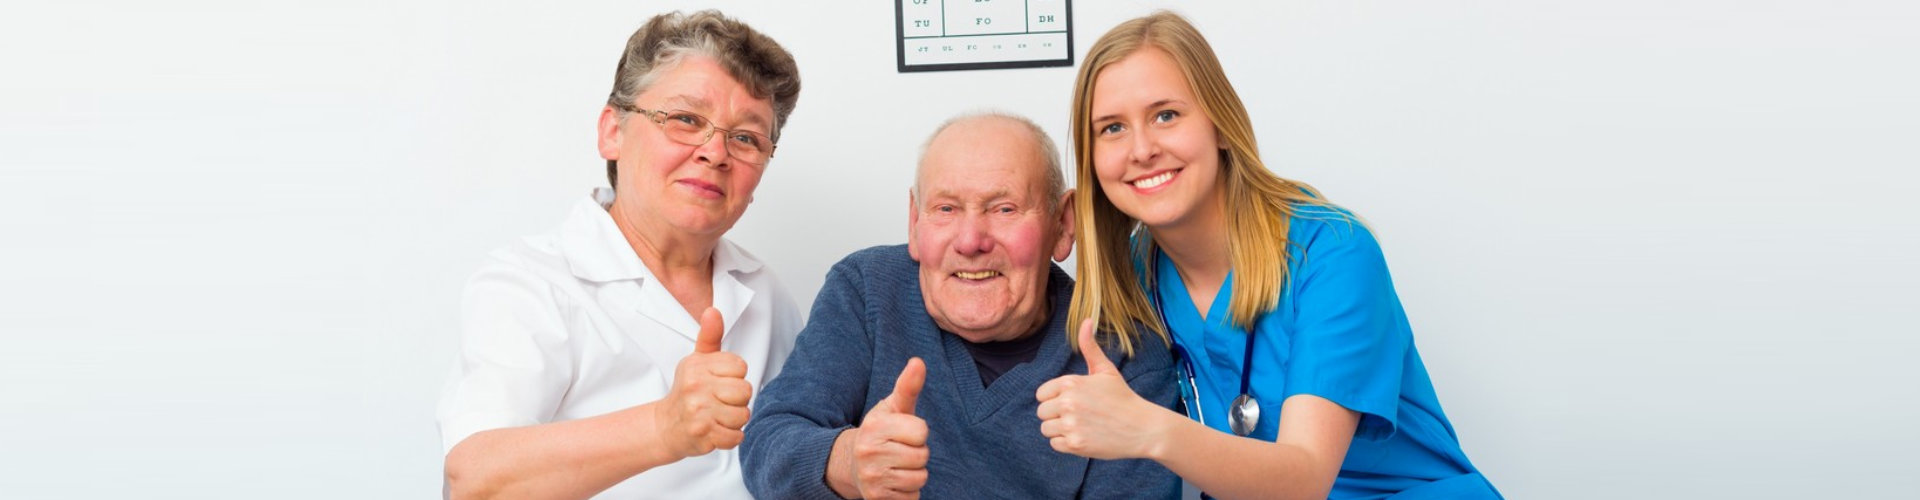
[{"x1": 1153, "y1": 254, "x2": 1259, "y2": 437}]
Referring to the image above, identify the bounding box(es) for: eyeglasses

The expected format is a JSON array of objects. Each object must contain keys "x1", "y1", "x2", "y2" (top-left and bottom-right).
[{"x1": 617, "y1": 104, "x2": 776, "y2": 166}]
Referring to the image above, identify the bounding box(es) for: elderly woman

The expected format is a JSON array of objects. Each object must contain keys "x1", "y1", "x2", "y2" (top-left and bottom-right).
[{"x1": 437, "y1": 10, "x2": 802, "y2": 500}]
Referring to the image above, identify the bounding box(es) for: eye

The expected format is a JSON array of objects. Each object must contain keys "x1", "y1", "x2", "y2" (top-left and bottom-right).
[
  {"x1": 994, "y1": 205, "x2": 1018, "y2": 215},
  {"x1": 1098, "y1": 122, "x2": 1125, "y2": 136},
  {"x1": 1154, "y1": 109, "x2": 1180, "y2": 123},
  {"x1": 667, "y1": 111, "x2": 705, "y2": 128},
  {"x1": 727, "y1": 131, "x2": 764, "y2": 149},
  {"x1": 935, "y1": 204, "x2": 957, "y2": 214}
]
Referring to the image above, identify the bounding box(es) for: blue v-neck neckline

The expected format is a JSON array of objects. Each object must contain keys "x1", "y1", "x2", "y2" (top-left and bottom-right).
[
  {"x1": 1156, "y1": 252, "x2": 1249, "y2": 418},
  {"x1": 937, "y1": 324, "x2": 1067, "y2": 424},
  {"x1": 933, "y1": 288, "x2": 1073, "y2": 426},
  {"x1": 1157, "y1": 252, "x2": 1233, "y2": 329}
]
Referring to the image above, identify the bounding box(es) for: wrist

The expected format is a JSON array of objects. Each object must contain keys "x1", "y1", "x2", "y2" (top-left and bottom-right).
[
  {"x1": 1141, "y1": 407, "x2": 1186, "y2": 461},
  {"x1": 825, "y1": 428, "x2": 861, "y2": 499},
  {"x1": 636, "y1": 401, "x2": 688, "y2": 463}
]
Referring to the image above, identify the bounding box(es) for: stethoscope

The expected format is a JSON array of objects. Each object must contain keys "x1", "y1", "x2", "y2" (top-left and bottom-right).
[{"x1": 1155, "y1": 253, "x2": 1261, "y2": 438}]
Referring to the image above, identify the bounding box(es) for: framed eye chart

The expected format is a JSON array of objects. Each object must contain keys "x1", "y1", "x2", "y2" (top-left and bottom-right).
[{"x1": 895, "y1": 0, "x2": 1073, "y2": 72}]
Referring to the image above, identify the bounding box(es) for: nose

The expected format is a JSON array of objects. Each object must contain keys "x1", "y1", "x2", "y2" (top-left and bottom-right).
[
  {"x1": 1128, "y1": 126, "x2": 1159, "y2": 165},
  {"x1": 953, "y1": 212, "x2": 996, "y2": 257},
  {"x1": 694, "y1": 130, "x2": 733, "y2": 170}
]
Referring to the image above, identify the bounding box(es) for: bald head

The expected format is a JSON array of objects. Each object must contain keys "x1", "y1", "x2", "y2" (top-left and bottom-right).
[{"x1": 913, "y1": 112, "x2": 1066, "y2": 215}]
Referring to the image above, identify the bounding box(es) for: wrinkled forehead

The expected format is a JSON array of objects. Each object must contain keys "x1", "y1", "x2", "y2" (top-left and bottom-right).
[
  {"x1": 642, "y1": 58, "x2": 776, "y2": 129},
  {"x1": 916, "y1": 122, "x2": 1053, "y2": 200},
  {"x1": 917, "y1": 160, "x2": 1052, "y2": 204}
]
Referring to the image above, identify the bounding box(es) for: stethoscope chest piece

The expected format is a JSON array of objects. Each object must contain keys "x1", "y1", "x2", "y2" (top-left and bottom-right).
[{"x1": 1229, "y1": 393, "x2": 1260, "y2": 436}]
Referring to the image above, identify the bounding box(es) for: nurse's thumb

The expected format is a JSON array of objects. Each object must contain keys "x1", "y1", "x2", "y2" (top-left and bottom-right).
[
  {"x1": 1078, "y1": 318, "x2": 1118, "y2": 376},
  {"x1": 888, "y1": 357, "x2": 926, "y2": 414},
  {"x1": 695, "y1": 307, "x2": 725, "y2": 354}
]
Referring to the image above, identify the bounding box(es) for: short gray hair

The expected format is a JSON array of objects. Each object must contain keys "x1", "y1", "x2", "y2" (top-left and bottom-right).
[
  {"x1": 605, "y1": 10, "x2": 802, "y2": 186},
  {"x1": 913, "y1": 111, "x2": 1067, "y2": 214}
]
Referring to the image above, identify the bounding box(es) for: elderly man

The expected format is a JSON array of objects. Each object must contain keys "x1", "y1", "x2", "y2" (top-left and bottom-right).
[{"x1": 740, "y1": 112, "x2": 1180, "y2": 499}]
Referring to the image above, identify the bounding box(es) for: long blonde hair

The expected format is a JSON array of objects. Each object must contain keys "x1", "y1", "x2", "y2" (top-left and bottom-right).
[{"x1": 1068, "y1": 11, "x2": 1338, "y2": 355}]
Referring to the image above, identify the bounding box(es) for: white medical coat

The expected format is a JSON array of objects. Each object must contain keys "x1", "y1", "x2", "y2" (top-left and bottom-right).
[{"x1": 437, "y1": 189, "x2": 802, "y2": 499}]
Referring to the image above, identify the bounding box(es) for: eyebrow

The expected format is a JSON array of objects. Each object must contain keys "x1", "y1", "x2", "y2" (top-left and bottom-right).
[
  {"x1": 1091, "y1": 98, "x2": 1187, "y2": 124},
  {"x1": 662, "y1": 94, "x2": 773, "y2": 130},
  {"x1": 660, "y1": 94, "x2": 710, "y2": 110},
  {"x1": 925, "y1": 186, "x2": 1020, "y2": 205}
]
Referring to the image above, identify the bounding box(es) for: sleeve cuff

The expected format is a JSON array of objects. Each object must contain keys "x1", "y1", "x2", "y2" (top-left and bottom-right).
[
  {"x1": 749, "y1": 424, "x2": 853, "y2": 500},
  {"x1": 1283, "y1": 388, "x2": 1398, "y2": 442}
]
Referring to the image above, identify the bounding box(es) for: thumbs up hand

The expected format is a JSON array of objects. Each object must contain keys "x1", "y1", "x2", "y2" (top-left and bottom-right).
[
  {"x1": 847, "y1": 357, "x2": 931, "y2": 500},
  {"x1": 1036, "y1": 319, "x2": 1172, "y2": 460},
  {"x1": 656, "y1": 307, "x2": 754, "y2": 459}
]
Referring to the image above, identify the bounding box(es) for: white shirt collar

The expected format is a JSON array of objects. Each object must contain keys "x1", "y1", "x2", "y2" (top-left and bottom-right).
[{"x1": 559, "y1": 187, "x2": 763, "y2": 283}]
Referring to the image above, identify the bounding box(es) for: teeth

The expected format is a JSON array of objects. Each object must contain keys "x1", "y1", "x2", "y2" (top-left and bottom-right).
[
  {"x1": 1133, "y1": 171, "x2": 1175, "y2": 189},
  {"x1": 955, "y1": 270, "x2": 999, "y2": 280}
]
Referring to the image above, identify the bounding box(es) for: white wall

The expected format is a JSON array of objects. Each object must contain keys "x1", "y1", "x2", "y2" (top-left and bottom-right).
[{"x1": 6, "y1": 0, "x2": 1917, "y2": 498}]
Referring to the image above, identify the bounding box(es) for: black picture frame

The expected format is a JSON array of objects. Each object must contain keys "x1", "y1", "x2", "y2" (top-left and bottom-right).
[{"x1": 895, "y1": 0, "x2": 1074, "y2": 73}]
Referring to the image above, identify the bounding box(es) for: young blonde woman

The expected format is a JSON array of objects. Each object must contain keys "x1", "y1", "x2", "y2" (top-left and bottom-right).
[{"x1": 1034, "y1": 11, "x2": 1501, "y2": 499}]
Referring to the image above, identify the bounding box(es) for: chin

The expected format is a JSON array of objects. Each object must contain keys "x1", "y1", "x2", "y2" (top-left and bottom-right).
[
  {"x1": 1131, "y1": 205, "x2": 1192, "y2": 229},
  {"x1": 667, "y1": 212, "x2": 738, "y2": 235},
  {"x1": 941, "y1": 314, "x2": 1010, "y2": 339},
  {"x1": 953, "y1": 315, "x2": 1007, "y2": 333}
]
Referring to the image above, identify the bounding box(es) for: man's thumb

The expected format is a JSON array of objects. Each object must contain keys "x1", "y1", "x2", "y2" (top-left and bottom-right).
[
  {"x1": 1078, "y1": 318, "x2": 1118, "y2": 375},
  {"x1": 889, "y1": 357, "x2": 926, "y2": 414},
  {"x1": 695, "y1": 307, "x2": 725, "y2": 353}
]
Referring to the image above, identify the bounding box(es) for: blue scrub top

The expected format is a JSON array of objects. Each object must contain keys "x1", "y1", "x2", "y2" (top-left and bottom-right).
[{"x1": 1152, "y1": 207, "x2": 1501, "y2": 499}]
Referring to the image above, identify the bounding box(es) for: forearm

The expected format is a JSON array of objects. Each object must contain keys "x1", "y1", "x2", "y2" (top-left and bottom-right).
[
  {"x1": 445, "y1": 402, "x2": 679, "y2": 500},
  {"x1": 1149, "y1": 418, "x2": 1336, "y2": 500}
]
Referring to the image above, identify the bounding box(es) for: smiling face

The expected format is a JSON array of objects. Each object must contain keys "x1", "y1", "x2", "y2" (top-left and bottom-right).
[
  {"x1": 1089, "y1": 46, "x2": 1227, "y2": 232},
  {"x1": 597, "y1": 54, "x2": 776, "y2": 241},
  {"x1": 909, "y1": 116, "x2": 1075, "y2": 343}
]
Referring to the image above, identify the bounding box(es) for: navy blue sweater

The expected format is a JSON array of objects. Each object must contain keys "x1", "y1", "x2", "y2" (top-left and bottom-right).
[{"x1": 741, "y1": 245, "x2": 1180, "y2": 499}]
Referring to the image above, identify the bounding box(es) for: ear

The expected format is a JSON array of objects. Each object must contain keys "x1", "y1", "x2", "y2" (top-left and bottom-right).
[
  {"x1": 906, "y1": 189, "x2": 922, "y2": 262},
  {"x1": 597, "y1": 106, "x2": 624, "y2": 162},
  {"x1": 1051, "y1": 189, "x2": 1077, "y2": 262}
]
